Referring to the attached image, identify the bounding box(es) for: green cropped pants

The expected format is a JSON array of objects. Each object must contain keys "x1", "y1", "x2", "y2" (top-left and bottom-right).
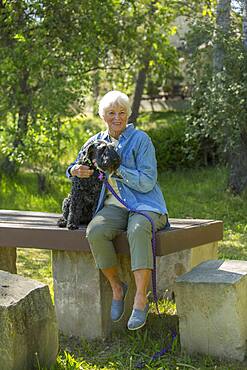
[{"x1": 86, "y1": 205, "x2": 167, "y2": 271}]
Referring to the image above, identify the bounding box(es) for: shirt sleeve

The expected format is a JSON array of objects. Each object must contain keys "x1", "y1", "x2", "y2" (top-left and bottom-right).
[{"x1": 113, "y1": 134, "x2": 158, "y2": 193}]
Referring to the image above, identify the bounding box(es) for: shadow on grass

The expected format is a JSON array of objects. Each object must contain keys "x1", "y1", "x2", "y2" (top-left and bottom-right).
[
  {"x1": 58, "y1": 312, "x2": 179, "y2": 370},
  {"x1": 57, "y1": 310, "x2": 247, "y2": 370}
]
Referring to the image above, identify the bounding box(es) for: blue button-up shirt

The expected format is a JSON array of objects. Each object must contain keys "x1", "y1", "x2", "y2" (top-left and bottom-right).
[{"x1": 66, "y1": 123, "x2": 168, "y2": 216}]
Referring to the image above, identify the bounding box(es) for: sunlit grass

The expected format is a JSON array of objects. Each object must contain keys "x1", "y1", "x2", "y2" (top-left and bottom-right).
[
  {"x1": 17, "y1": 248, "x2": 54, "y2": 299},
  {"x1": 0, "y1": 171, "x2": 69, "y2": 212}
]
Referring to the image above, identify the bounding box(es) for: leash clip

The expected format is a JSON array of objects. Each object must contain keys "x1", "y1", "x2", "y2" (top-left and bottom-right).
[{"x1": 98, "y1": 171, "x2": 106, "y2": 181}]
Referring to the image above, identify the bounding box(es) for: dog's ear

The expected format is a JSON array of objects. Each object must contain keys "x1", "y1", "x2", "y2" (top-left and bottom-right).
[
  {"x1": 87, "y1": 141, "x2": 109, "y2": 162},
  {"x1": 79, "y1": 141, "x2": 98, "y2": 165},
  {"x1": 86, "y1": 142, "x2": 97, "y2": 156}
]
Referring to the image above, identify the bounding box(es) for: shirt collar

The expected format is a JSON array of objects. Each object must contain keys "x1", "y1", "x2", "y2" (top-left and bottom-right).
[{"x1": 101, "y1": 123, "x2": 135, "y2": 141}]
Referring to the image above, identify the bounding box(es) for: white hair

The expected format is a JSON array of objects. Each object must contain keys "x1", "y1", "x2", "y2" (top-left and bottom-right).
[{"x1": 98, "y1": 90, "x2": 131, "y2": 119}]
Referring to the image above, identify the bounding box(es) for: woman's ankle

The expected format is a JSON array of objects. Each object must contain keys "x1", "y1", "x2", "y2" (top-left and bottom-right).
[
  {"x1": 112, "y1": 282, "x2": 124, "y2": 300},
  {"x1": 133, "y1": 292, "x2": 147, "y2": 310}
]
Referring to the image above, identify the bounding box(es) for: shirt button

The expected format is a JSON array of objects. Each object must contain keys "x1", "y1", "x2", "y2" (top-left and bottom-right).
[{"x1": 123, "y1": 198, "x2": 126, "y2": 201}]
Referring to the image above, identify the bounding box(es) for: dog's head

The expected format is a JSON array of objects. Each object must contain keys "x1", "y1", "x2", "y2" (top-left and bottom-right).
[{"x1": 80, "y1": 140, "x2": 121, "y2": 173}]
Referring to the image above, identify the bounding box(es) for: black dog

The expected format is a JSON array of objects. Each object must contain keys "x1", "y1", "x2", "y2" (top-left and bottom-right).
[{"x1": 57, "y1": 140, "x2": 121, "y2": 230}]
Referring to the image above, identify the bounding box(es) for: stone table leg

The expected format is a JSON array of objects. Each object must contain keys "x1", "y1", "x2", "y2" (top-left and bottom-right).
[
  {"x1": 52, "y1": 251, "x2": 135, "y2": 339},
  {"x1": 156, "y1": 242, "x2": 218, "y2": 297},
  {"x1": 0, "y1": 247, "x2": 17, "y2": 273}
]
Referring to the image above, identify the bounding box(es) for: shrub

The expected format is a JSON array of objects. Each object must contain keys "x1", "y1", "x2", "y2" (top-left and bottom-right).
[{"x1": 140, "y1": 117, "x2": 200, "y2": 171}]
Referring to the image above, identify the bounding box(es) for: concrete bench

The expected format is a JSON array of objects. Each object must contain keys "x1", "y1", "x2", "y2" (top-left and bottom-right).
[
  {"x1": 0, "y1": 270, "x2": 58, "y2": 370},
  {"x1": 175, "y1": 260, "x2": 247, "y2": 362},
  {"x1": 0, "y1": 209, "x2": 223, "y2": 339}
]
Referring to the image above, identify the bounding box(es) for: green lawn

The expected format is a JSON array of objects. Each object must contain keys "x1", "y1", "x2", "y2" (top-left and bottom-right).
[
  {"x1": 1, "y1": 165, "x2": 247, "y2": 369},
  {"x1": 159, "y1": 166, "x2": 247, "y2": 262}
]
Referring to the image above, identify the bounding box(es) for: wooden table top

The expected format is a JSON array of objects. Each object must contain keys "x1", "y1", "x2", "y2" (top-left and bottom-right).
[{"x1": 0, "y1": 210, "x2": 223, "y2": 256}]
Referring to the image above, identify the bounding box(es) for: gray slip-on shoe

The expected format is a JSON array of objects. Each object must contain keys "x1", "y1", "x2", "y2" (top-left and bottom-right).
[
  {"x1": 111, "y1": 282, "x2": 128, "y2": 322},
  {"x1": 127, "y1": 303, "x2": 149, "y2": 330}
]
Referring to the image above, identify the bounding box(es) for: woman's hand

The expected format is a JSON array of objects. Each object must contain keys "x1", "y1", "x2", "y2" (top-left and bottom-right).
[{"x1": 71, "y1": 164, "x2": 94, "y2": 178}]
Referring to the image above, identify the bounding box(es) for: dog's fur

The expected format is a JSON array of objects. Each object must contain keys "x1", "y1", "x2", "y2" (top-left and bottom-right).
[{"x1": 57, "y1": 140, "x2": 121, "y2": 230}]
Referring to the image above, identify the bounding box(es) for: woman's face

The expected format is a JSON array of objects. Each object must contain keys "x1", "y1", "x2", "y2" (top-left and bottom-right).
[{"x1": 103, "y1": 104, "x2": 128, "y2": 139}]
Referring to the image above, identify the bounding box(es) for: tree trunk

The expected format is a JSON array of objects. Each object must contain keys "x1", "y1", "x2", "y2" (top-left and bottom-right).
[
  {"x1": 13, "y1": 104, "x2": 29, "y2": 148},
  {"x1": 243, "y1": 0, "x2": 247, "y2": 50},
  {"x1": 213, "y1": 0, "x2": 231, "y2": 73},
  {"x1": 228, "y1": 132, "x2": 247, "y2": 194},
  {"x1": 128, "y1": 1, "x2": 157, "y2": 124},
  {"x1": 92, "y1": 70, "x2": 100, "y2": 116},
  {"x1": 128, "y1": 59, "x2": 149, "y2": 124},
  {"x1": 37, "y1": 173, "x2": 48, "y2": 193},
  {"x1": 16, "y1": 69, "x2": 30, "y2": 140}
]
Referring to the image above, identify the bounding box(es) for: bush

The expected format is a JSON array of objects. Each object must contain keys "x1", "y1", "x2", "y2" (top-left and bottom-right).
[{"x1": 145, "y1": 120, "x2": 192, "y2": 171}]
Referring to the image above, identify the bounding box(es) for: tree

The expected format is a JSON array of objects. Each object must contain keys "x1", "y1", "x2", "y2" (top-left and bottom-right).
[
  {"x1": 128, "y1": 1, "x2": 182, "y2": 123},
  {"x1": 228, "y1": 0, "x2": 247, "y2": 193},
  {"x1": 0, "y1": 0, "x2": 133, "y2": 178},
  {"x1": 92, "y1": 1, "x2": 182, "y2": 124},
  {"x1": 213, "y1": 0, "x2": 231, "y2": 72},
  {"x1": 186, "y1": 0, "x2": 247, "y2": 194},
  {"x1": 244, "y1": 0, "x2": 247, "y2": 49},
  {"x1": 127, "y1": 1, "x2": 215, "y2": 123}
]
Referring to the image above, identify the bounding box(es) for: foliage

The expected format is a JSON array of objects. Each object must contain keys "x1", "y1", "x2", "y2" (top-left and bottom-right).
[
  {"x1": 146, "y1": 120, "x2": 189, "y2": 170},
  {"x1": 0, "y1": 0, "x2": 217, "y2": 173},
  {"x1": 0, "y1": 0, "x2": 136, "y2": 172},
  {"x1": 185, "y1": 8, "x2": 247, "y2": 166},
  {"x1": 102, "y1": 1, "x2": 180, "y2": 92},
  {"x1": 0, "y1": 0, "x2": 128, "y2": 116},
  {"x1": 1, "y1": 114, "x2": 66, "y2": 172},
  {"x1": 137, "y1": 111, "x2": 200, "y2": 170},
  {"x1": 95, "y1": 1, "x2": 215, "y2": 98},
  {"x1": 59, "y1": 116, "x2": 104, "y2": 164},
  {"x1": 0, "y1": 114, "x2": 105, "y2": 192}
]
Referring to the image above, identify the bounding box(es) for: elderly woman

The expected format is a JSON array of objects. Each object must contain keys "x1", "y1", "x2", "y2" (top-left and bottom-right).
[{"x1": 66, "y1": 90, "x2": 168, "y2": 330}]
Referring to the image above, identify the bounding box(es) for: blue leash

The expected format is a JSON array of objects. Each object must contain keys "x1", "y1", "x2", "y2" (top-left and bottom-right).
[
  {"x1": 135, "y1": 330, "x2": 177, "y2": 368},
  {"x1": 99, "y1": 171, "x2": 164, "y2": 316}
]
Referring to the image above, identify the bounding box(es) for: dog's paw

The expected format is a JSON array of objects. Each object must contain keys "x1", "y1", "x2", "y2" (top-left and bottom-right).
[{"x1": 57, "y1": 218, "x2": 67, "y2": 228}]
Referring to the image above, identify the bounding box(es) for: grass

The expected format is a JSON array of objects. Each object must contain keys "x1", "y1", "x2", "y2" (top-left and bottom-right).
[
  {"x1": 0, "y1": 171, "x2": 69, "y2": 212},
  {"x1": 159, "y1": 166, "x2": 247, "y2": 261},
  {"x1": 1, "y1": 111, "x2": 247, "y2": 369}
]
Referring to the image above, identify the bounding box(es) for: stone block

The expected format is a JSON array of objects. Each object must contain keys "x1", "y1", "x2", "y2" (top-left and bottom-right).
[
  {"x1": 0, "y1": 247, "x2": 17, "y2": 274},
  {"x1": 52, "y1": 250, "x2": 135, "y2": 339},
  {"x1": 156, "y1": 242, "x2": 218, "y2": 297},
  {"x1": 0, "y1": 270, "x2": 58, "y2": 370},
  {"x1": 175, "y1": 260, "x2": 247, "y2": 361}
]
